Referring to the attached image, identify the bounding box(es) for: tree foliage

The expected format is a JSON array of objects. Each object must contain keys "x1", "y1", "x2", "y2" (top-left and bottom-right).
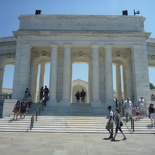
[{"x1": 150, "y1": 83, "x2": 155, "y2": 89}]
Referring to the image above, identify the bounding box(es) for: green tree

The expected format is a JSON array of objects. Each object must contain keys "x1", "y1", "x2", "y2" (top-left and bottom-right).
[{"x1": 150, "y1": 83, "x2": 155, "y2": 89}]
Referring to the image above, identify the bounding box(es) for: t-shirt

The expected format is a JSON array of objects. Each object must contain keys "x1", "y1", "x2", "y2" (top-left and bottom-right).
[
  {"x1": 138, "y1": 99, "x2": 145, "y2": 106},
  {"x1": 124, "y1": 100, "x2": 132, "y2": 109},
  {"x1": 108, "y1": 110, "x2": 114, "y2": 124}
]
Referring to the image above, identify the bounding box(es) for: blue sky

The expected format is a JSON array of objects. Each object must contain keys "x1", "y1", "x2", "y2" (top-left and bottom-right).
[{"x1": 1, "y1": 0, "x2": 155, "y2": 88}]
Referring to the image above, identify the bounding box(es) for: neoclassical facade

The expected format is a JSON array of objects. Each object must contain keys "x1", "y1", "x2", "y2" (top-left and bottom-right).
[{"x1": 0, "y1": 14, "x2": 155, "y2": 107}]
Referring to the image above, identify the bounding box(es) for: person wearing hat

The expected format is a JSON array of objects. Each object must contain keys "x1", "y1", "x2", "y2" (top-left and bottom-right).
[
  {"x1": 105, "y1": 106, "x2": 115, "y2": 139},
  {"x1": 124, "y1": 97, "x2": 133, "y2": 122}
]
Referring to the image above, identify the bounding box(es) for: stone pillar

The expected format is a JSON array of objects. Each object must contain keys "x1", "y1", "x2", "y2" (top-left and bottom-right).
[
  {"x1": 12, "y1": 41, "x2": 31, "y2": 99},
  {"x1": 39, "y1": 63, "x2": 45, "y2": 89},
  {"x1": 91, "y1": 45, "x2": 100, "y2": 103},
  {"x1": 105, "y1": 45, "x2": 114, "y2": 105},
  {"x1": 132, "y1": 44, "x2": 150, "y2": 103},
  {"x1": 62, "y1": 45, "x2": 71, "y2": 103},
  {"x1": 0, "y1": 67, "x2": 4, "y2": 94},
  {"x1": 49, "y1": 45, "x2": 58, "y2": 103},
  {"x1": 116, "y1": 64, "x2": 122, "y2": 102}
]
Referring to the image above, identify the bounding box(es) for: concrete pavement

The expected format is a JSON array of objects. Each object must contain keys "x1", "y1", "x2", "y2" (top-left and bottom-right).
[{"x1": 0, "y1": 132, "x2": 155, "y2": 155}]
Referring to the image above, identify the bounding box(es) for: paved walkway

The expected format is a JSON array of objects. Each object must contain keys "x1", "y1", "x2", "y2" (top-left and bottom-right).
[{"x1": 0, "y1": 132, "x2": 154, "y2": 155}]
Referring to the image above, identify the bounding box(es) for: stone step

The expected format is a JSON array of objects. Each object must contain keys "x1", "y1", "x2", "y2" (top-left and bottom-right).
[{"x1": 0, "y1": 102, "x2": 155, "y2": 134}]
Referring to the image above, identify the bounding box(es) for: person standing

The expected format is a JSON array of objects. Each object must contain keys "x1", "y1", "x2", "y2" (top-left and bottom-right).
[
  {"x1": 111, "y1": 109, "x2": 127, "y2": 141},
  {"x1": 80, "y1": 89, "x2": 86, "y2": 102},
  {"x1": 43, "y1": 86, "x2": 49, "y2": 106},
  {"x1": 24, "y1": 88, "x2": 30, "y2": 99},
  {"x1": 12, "y1": 101, "x2": 21, "y2": 120},
  {"x1": 20, "y1": 98, "x2": 28, "y2": 119},
  {"x1": 148, "y1": 104, "x2": 155, "y2": 125},
  {"x1": 124, "y1": 97, "x2": 133, "y2": 122},
  {"x1": 75, "y1": 91, "x2": 80, "y2": 103},
  {"x1": 138, "y1": 97, "x2": 146, "y2": 117},
  {"x1": 39, "y1": 86, "x2": 44, "y2": 103},
  {"x1": 105, "y1": 106, "x2": 114, "y2": 139},
  {"x1": 44, "y1": 86, "x2": 49, "y2": 101},
  {"x1": 27, "y1": 93, "x2": 32, "y2": 110}
]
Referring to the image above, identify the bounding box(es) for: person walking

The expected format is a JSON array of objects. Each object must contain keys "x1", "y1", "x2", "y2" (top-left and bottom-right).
[
  {"x1": 20, "y1": 98, "x2": 28, "y2": 119},
  {"x1": 12, "y1": 100, "x2": 21, "y2": 120},
  {"x1": 111, "y1": 109, "x2": 127, "y2": 141},
  {"x1": 124, "y1": 97, "x2": 133, "y2": 122},
  {"x1": 105, "y1": 106, "x2": 114, "y2": 139}
]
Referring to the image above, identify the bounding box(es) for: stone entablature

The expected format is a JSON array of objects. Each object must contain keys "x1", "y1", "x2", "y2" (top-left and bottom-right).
[{"x1": 18, "y1": 15, "x2": 145, "y2": 32}]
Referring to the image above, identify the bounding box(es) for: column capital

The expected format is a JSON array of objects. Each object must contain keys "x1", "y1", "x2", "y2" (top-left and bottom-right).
[
  {"x1": 91, "y1": 44, "x2": 100, "y2": 49},
  {"x1": 132, "y1": 44, "x2": 141, "y2": 49},
  {"x1": 51, "y1": 44, "x2": 58, "y2": 48},
  {"x1": 104, "y1": 45, "x2": 112, "y2": 49},
  {"x1": 63, "y1": 44, "x2": 72, "y2": 48}
]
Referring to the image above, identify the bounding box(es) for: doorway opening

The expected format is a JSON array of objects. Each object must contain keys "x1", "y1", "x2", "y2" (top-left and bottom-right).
[
  {"x1": 2, "y1": 65, "x2": 14, "y2": 96},
  {"x1": 72, "y1": 63, "x2": 89, "y2": 103}
]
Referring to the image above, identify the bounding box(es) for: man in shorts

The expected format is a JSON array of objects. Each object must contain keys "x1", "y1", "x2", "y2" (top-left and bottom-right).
[
  {"x1": 105, "y1": 106, "x2": 114, "y2": 139},
  {"x1": 124, "y1": 97, "x2": 133, "y2": 122}
]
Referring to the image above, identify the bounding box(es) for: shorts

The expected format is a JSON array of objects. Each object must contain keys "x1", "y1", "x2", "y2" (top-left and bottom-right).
[
  {"x1": 139, "y1": 106, "x2": 145, "y2": 112},
  {"x1": 150, "y1": 113, "x2": 155, "y2": 119}
]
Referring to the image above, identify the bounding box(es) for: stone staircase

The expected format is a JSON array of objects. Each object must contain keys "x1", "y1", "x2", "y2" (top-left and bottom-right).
[
  {"x1": 0, "y1": 102, "x2": 155, "y2": 134},
  {"x1": 0, "y1": 103, "x2": 40, "y2": 132}
]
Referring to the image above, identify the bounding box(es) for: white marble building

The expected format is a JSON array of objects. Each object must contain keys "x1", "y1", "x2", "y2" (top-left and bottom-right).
[{"x1": 0, "y1": 14, "x2": 155, "y2": 108}]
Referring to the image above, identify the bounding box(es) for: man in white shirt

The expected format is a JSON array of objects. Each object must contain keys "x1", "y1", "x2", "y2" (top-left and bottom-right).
[
  {"x1": 138, "y1": 97, "x2": 146, "y2": 117},
  {"x1": 105, "y1": 106, "x2": 114, "y2": 139},
  {"x1": 124, "y1": 97, "x2": 133, "y2": 122}
]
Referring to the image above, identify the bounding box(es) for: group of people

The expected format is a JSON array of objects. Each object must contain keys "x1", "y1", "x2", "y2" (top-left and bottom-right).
[
  {"x1": 12, "y1": 88, "x2": 32, "y2": 120},
  {"x1": 105, "y1": 106, "x2": 127, "y2": 141},
  {"x1": 106, "y1": 96, "x2": 155, "y2": 141},
  {"x1": 123, "y1": 96, "x2": 155, "y2": 125},
  {"x1": 75, "y1": 89, "x2": 86, "y2": 103}
]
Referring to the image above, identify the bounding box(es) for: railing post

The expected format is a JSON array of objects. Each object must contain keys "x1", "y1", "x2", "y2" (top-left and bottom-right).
[
  {"x1": 30, "y1": 116, "x2": 34, "y2": 130},
  {"x1": 131, "y1": 118, "x2": 133, "y2": 129},
  {"x1": 133, "y1": 119, "x2": 135, "y2": 132},
  {"x1": 36, "y1": 111, "x2": 38, "y2": 121}
]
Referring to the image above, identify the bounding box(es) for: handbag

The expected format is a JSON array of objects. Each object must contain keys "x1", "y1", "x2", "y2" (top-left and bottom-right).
[{"x1": 120, "y1": 121, "x2": 123, "y2": 126}]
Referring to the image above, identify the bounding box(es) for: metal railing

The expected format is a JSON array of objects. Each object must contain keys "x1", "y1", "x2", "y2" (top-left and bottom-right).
[
  {"x1": 0, "y1": 94, "x2": 12, "y2": 99},
  {"x1": 115, "y1": 98, "x2": 135, "y2": 132},
  {"x1": 29, "y1": 102, "x2": 44, "y2": 130}
]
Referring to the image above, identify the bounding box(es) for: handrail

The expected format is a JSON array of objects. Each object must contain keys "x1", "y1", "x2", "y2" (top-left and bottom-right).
[
  {"x1": 115, "y1": 98, "x2": 135, "y2": 132},
  {"x1": 0, "y1": 94, "x2": 12, "y2": 99},
  {"x1": 29, "y1": 102, "x2": 44, "y2": 130}
]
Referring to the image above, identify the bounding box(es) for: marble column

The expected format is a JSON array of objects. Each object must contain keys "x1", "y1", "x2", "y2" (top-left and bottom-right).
[
  {"x1": 132, "y1": 44, "x2": 150, "y2": 103},
  {"x1": 62, "y1": 45, "x2": 71, "y2": 103},
  {"x1": 0, "y1": 67, "x2": 4, "y2": 94},
  {"x1": 105, "y1": 45, "x2": 113, "y2": 104},
  {"x1": 91, "y1": 45, "x2": 100, "y2": 103},
  {"x1": 12, "y1": 41, "x2": 31, "y2": 99},
  {"x1": 39, "y1": 63, "x2": 45, "y2": 89},
  {"x1": 116, "y1": 64, "x2": 122, "y2": 102},
  {"x1": 49, "y1": 45, "x2": 58, "y2": 103}
]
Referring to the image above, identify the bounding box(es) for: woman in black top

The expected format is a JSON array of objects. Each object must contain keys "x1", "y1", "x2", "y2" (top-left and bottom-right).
[{"x1": 148, "y1": 104, "x2": 155, "y2": 125}]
